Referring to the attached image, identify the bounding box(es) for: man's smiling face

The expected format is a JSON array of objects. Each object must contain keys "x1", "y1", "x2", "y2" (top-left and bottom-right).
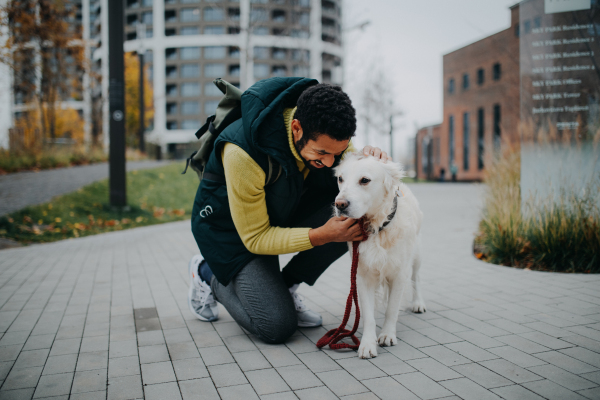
[{"x1": 291, "y1": 119, "x2": 350, "y2": 170}]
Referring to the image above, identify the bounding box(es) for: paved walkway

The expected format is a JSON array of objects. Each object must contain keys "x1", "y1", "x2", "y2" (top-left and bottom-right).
[
  {"x1": 0, "y1": 161, "x2": 171, "y2": 216},
  {"x1": 0, "y1": 183, "x2": 599, "y2": 400}
]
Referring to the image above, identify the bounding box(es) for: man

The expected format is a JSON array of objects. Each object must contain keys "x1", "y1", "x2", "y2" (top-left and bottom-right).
[{"x1": 189, "y1": 77, "x2": 389, "y2": 344}]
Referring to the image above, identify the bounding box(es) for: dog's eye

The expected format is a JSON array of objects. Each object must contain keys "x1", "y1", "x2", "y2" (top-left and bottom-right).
[
  {"x1": 360, "y1": 178, "x2": 371, "y2": 185},
  {"x1": 338, "y1": 176, "x2": 343, "y2": 183}
]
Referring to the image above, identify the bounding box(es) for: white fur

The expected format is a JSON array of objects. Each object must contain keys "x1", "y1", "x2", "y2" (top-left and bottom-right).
[{"x1": 334, "y1": 154, "x2": 425, "y2": 359}]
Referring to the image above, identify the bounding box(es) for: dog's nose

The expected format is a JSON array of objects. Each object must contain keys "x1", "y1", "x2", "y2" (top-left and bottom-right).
[{"x1": 335, "y1": 199, "x2": 349, "y2": 210}]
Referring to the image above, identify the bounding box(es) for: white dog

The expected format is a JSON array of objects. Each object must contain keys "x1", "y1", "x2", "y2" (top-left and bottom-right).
[{"x1": 334, "y1": 154, "x2": 425, "y2": 359}]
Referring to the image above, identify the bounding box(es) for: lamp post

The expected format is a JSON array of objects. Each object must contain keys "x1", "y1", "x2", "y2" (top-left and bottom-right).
[{"x1": 136, "y1": 23, "x2": 146, "y2": 153}]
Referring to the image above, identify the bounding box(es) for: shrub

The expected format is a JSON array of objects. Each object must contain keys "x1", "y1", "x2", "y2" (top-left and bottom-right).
[{"x1": 475, "y1": 149, "x2": 600, "y2": 273}]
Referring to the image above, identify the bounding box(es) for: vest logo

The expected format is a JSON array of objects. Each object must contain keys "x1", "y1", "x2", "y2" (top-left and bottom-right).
[
  {"x1": 545, "y1": 0, "x2": 591, "y2": 14},
  {"x1": 199, "y1": 205, "x2": 213, "y2": 218}
]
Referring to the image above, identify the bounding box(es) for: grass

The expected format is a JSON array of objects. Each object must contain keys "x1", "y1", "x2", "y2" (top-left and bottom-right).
[
  {"x1": 474, "y1": 150, "x2": 600, "y2": 273},
  {"x1": 0, "y1": 162, "x2": 199, "y2": 244},
  {"x1": 0, "y1": 146, "x2": 109, "y2": 173}
]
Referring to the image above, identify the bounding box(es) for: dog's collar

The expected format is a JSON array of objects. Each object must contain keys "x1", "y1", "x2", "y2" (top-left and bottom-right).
[{"x1": 374, "y1": 188, "x2": 403, "y2": 233}]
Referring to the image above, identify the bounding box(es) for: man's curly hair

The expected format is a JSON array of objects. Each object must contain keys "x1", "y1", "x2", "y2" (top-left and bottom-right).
[{"x1": 295, "y1": 84, "x2": 356, "y2": 144}]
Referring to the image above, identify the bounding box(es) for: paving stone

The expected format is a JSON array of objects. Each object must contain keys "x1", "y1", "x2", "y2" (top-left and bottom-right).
[
  {"x1": 22, "y1": 335, "x2": 54, "y2": 351},
  {"x1": 419, "y1": 345, "x2": 471, "y2": 367},
  {"x1": 393, "y1": 371, "x2": 454, "y2": 399},
  {"x1": 141, "y1": 361, "x2": 177, "y2": 385},
  {"x1": 69, "y1": 390, "x2": 106, "y2": 400},
  {"x1": 192, "y1": 331, "x2": 224, "y2": 349},
  {"x1": 109, "y1": 339, "x2": 137, "y2": 359},
  {"x1": 260, "y1": 347, "x2": 301, "y2": 368},
  {"x1": 79, "y1": 335, "x2": 108, "y2": 353},
  {"x1": 399, "y1": 330, "x2": 438, "y2": 348},
  {"x1": 13, "y1": 349, "x2": 49, "y2": 370},
  {"x1": 337, "y1": 356, "x2": 387, "y2": 380},
  {"x1": 76, "y1": 350, "x2": 108, "y2": 371},
  {"x1": 368, "y1": 353, "x2": 415, "y2": 375},
  {"x1": 144, "y1": 382, "x2": 182, "y2": 400},
  {"x1": 487, "y1": 346, "x2": 547, "y2": 368},
  {"x1": 222, "y1": 335, "x2": 257, "y2": 354},
  {"x1": 417, "y1": 327, "x2": 463, "y2": 345},
  {"x1": 246, "y1": 368, "x2": 290, "y2": 395},
  {"x1": 2, "y1": 366, "x2": 43, "y2": 390},
  {"x1": 0, "y1": 345, "x2": 24, "y2": 362},
  {"x1": 294, "y1": 386, "x2": 338, "y2": 400},
  {"x1": 361, "y1": 376, "x2": 419, "y2": 400},
  {"x1": 454, "y1": 330, "x2": 505, "y2": 349},
  {"x1": 451, "y1": 362, "x2": 513, "y2": 388},
  {"x1": 137, "y1": 331, "x2": 165, "y2": 347},
  {"x1": 198, "y1": 346, "x2": 234, "y2": 366},
  {"x1": 444, "y1": 341, "x2": 498, "y2": 362},
  {"x1": 338, "y1": 393, "x2": 379, "y2": 400},
  {"x1": 32, "y1": 372, "x2": 73, "y2": 398},
  {"x1": 296, "y1": 352, "x2": 340, "y2": 373},
  {"x1": 276, "y1": 365, "x2": 322, "y2": 391},
  {"x1": 71, "y1": 368, "x2": 107, "y2": 393},
  {"x1": 581, "y1": 371, "x2": 600, "y2": 385},
  {"x1": 479, "y1": 358, "x2": 543, "y2": 384},
  {"x1": 163, "y1": 328, "x2": 193, "y2": 345},
  {"x1": 108, "y1": 355, "x2": 140, "y2": 378},
  {"x1": 560, "y1": 347, "x2": 600, "y2": 369},
  {"x1": 519, "y1": 331, "x2": 574, "y2": 350},
  {"x1": 0, "y1": 388, "x2": 35, "y2": 400},
  {"x1": 316, "y1": 370, "x2": 369, "y2": 397},
  {"x1": 179, "y1": 377, "x2": 220, "y2": 400},
  {"x1": 384, "y1": 341, "x2": 426, "y2": 361},
  {"x1": 490, "y1": 384, "x2": 546, "y2": 400},
  {"x1": 217, "y1": 383, "x2": 260, "y2": 400},
  {"x1": 406, "y1": 357, "x2": 464, "y2": 381},
  {"x1": 107, "y1": 374, "x2": 144, "y2": 400},
  {"x1": 232, "y1": 350, "x2": 272, "y2": 372},
  {"x1": 139, "y1": 345, "x2": 170, "y2": 364},
  {"x1": 207, "y1": 363, "x2": 247, "y2": 388},
  {"x1": 440, "y1": 378, "x2": 503, "y2": 400},
  {"x1": 527, "y1": 364, "x2": 597, "y2": 391},
  {"x1": 577, "y1": 386, "x2": 600, "y2": 400},
  {"x1": 172, "y1": 357, "x2": 209, "y2": 381},
  {"x1": 0, "y1": 361, "x2": 13, "y2": 381},
  {"x1": 534, "y1": 350, "x2": 598, "y2": 374},
  {"x1": 522, "y1": 379, "x2": 589, "y2": 400},
  {"x1": 260, "y1": 391, "x2": 299, "y2": 400}
]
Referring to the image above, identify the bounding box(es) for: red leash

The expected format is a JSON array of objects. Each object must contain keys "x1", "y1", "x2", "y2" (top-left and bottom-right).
[{"x1": 316, "y1": 218, "x2": 368, "y2": 350}]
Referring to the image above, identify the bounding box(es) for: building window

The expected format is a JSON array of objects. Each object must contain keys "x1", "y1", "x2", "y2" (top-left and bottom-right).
[
  {"x1": 254, "y1": 63, "x2": 269, "y2": 78},
  {"x1": 294, "y1": 11, "x2": 310, "y2": 26},
  {"x1": 291, "y1": 29, "x2": 309, "y2": 38},
  {"x1": 166, "y1": 102, "x2": 178, "y2": 115},
  {"x1": 127, "y1": 14, "x2": 138, "y2": 26},
  {"x1": 228, "y1": 27, "x2": 241, "y2": 34},
  {"x1": 514, "y1": 23, "x2": 520, "y2": 38},
  {"x1": 462, "y1": 74, "x2": 469, "y2": 90},
  {"x1": 254, "y1": 47, "x2": 269, "y2": 59},
  {"x1": 294, "y1": 0, "x2": 310, "y2": 6},
  {"x1": 180, "y1": 47, "x2": 200, "y2": 60},
  {"x1": 250, "y1": 8, "x2": 268, "y2": 22},
  {"x1": 272, "y1": 48, "x2": 287, "y2": 60},
  {"x1": 181, "y1": 63, "x2": 200, "y2": 78},
  {"x1": 272, "y1": 65, "x2": 287, "y2": 77},
  {"x1": 181, "y1": 82, "x2": 200, "y2": 97},
  {"x1": 493, "y1": 104, "x2": 501, "y2": 152},
  {"x1": 204, "y1": 26, "x2": 225, "y2": 34},
  {"x1": 180, "y1": 26, "x2": 199, "y2": 35},
  {"x1": 205, "y1": 82, "x2": 221, "y2": 96},
  {"x1": 228, "y1": 8, "x2": 240, "y2": 21},
  {"x1": 182, "y1": 101, "x2": 199, "y2": 115},
  {"x1": 422, "y1": 137, "x2": 429, "y2": 174},
  {"x1": 142, "y1": 11, "x2": 152, "y2": 25},
  {"x1": 449, "y1": 115, "x2": 455, "y2": 165},
  {"x1": 253, "y1": 27, "x2": 269, "y2": 35},
  {"x1": 181, "y1": 120, "x2": 198, "y2": 129},
  {"x1": 493, "y1": 63, "x2": 501, "y2": 81},
  {"x1": 477, "y1": 68, "x2": 484, "y2": 85},
  {"x1": 142, "y1": 0, "x2": 152, "y2": 5},
  {"x1": 180, "y1": 8, "x2": 200, "y2": 22},
  {"x1": 165, "y1": 48, "x2": 177, "y2": 60},
  {"x1": 166, "y1": 84, "x2": 177, "y2": 96},
  {"x1": 293, "y1": 65, "x2": 309, "y2": 76},
  {"x1": 165, "y1": 28, "x2": 176, "y2": 36},
  {"x1": 145, "y1": 28, "x2": 153, "y2": 38},
  {"x1": 204, "y1": 63, "x2": 226, "y2": 77},
  {"x1": 448, "y1": 78, "x2": 455, "y2": 94},
  {"x1": 272, "y1": 9, "x2": 286, "y2": 22},
  {"x1": 181, "y1": 0, "x2": 201, "y2": 3},
  {"x1": 478, "y1": 108, "x2": 484, "y2": 170},
  {"x1": 165, "y1": 10, "x2": 177, "y2": 22},
  {"x1": 229, "y1": 65, "x2": 240, "y2": 77},
  {"x1": 204, "y1": 100, "x2": 219, "y2": 115},
  {"x1": 534, "y1": 17, "x2": 541, "y2": 29},
  {"x1": 463, "y1": 112, "x2": 470, "y2": 171},
  {"x1": 204, "y1": 46, "x2": 226, "y2": 59},
  {"x1": 251, "y1": 0, "x2": 268, "y2": 3},
  {"x1": 127, "y1": 32, "x2": 137, "y2": 40},
  {"x1": 204, "y1": 8, "x2": 224, "y2": 21},
  {"x1": 229, "y1": 47, "x2": 240, "y2": 58},
  {"x1": 166, "y1": 121, "x2": 178, "y2": 130},
  {"x1": 292, "y1": 49, "x2": 309, "y2": 61},
  {"x1": 524, "y1": 19, "x2": 531, "y2": 34},
  {"x1": 127, "y1": 0, "x2": 139, "y2": 8},
  {"x1": 166, "y1": 65, "x2": 177, "y2": 78}
]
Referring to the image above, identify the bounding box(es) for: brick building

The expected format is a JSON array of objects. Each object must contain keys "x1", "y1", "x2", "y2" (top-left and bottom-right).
[{"x1": 416, "y1": 4, "x2": 520, "y2": 181}]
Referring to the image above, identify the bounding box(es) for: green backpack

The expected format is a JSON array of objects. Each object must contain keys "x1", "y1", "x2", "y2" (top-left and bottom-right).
[{"x1": 182, "y1": 78, "x2": 282, "y2": 185}]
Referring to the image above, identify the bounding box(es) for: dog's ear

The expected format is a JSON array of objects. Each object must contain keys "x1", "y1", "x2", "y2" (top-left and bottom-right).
[{"x1": 382, "y1": 161, "x2": 405, "y2": 194}]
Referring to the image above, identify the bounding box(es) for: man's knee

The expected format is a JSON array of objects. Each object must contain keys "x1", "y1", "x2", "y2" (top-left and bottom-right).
[{"x1": 254, "y1": 313, "x2": 297, "y2": 344}]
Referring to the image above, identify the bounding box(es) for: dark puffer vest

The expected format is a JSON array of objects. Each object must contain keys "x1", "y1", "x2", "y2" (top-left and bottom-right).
[{"x1": 191, "y1": 77, "x2": 343, "y2": 285}]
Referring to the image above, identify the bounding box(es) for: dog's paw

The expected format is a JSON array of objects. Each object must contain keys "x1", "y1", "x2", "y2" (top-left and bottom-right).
[
  {"x1": 412, "y1": 300, "x2": 426, "y2": 313},
  {"x1": 358, "y1": 341, "x2": 378, "y2": 359},
  {"x1": 377, "y1": 332, "x2": 397, "y2": 347}
]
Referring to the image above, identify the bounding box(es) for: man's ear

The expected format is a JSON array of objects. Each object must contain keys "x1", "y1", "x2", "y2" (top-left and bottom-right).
[{"x1": 291, "y1": 119, "x2": 303, "y2": 144}]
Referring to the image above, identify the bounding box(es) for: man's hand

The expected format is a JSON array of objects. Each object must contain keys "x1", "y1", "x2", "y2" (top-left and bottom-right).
[
  {"x1": 309, "y1": 216, "x2": 363, "y2": 247},
  {"x1": 362, "y1": 146, "x2": 392, "y2": 163}
]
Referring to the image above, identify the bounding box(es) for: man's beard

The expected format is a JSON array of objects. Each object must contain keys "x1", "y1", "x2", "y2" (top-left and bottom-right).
[{"x1": 294, "y1": 137, "x2": 322, "y2": 171}]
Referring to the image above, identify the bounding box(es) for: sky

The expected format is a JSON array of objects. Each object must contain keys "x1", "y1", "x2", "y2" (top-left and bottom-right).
[{"x1": 342, "y1": 0, "x2": 518, "y2": 163}]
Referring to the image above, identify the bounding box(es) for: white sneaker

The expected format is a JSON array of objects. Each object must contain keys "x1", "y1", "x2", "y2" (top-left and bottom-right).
[
  {"x1": 188, "y1": 254, "x2": 219, "y2": 322},
  {"x1": 289, "y1": 284, "x2": 322, "y2": 328}
]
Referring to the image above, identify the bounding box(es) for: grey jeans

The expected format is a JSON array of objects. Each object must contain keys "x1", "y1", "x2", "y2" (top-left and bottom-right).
[{"x1": 211, "y1": 200, "x2": 348, "y2": 344}]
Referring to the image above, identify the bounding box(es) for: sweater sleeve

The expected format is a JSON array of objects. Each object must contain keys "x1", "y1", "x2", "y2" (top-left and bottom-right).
[{"x1": 221, "y1": 142, "x2": 314, "y2": 255}]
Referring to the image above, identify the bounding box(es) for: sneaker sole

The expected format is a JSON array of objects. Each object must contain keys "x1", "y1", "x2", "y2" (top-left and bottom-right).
[
  {"x1": 297, "y1": 320, "x2": 322, "y2": 328},
  {"x1": 187, "y1": 255, "x2": 218, "y2": 322}
]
